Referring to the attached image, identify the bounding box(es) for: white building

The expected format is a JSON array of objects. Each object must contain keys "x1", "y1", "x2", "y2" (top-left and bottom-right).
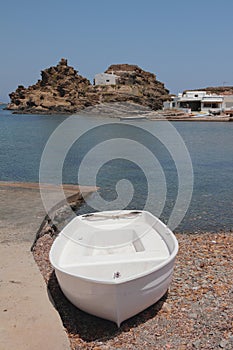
[
  {"x1": 163, "y1": 91, "x2": 224, "y2": 112},
  {"x1": 94, "y1": 72, "x2": 118, "y2": 86},
  {"x1": 223, "y1": 94, "x2": 233, "y2": 110}
]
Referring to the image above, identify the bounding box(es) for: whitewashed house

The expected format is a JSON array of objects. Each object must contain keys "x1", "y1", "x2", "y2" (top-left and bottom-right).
[
  {"x1": 223, "y1": 95, "x2": 233, "y2": 110},
  {"x1": 94, "y1": 72, "x2": 118, "y2": 86},
  {"x1": 163, "y1": 91, "x2": 225, "y2": 113}
]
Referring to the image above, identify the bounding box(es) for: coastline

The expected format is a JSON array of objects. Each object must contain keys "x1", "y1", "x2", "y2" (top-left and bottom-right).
[
  {"x1": 4, "y1": 100, "x2": 233, "y2": 121},
  {"x1": 80, "y1": 102, "x2": 233, "y2": 122},
  {"x1": 8, "y1": 111, "x2": 233, "y2": 121},
  {"x1": 147, "y1": 116, "x2": 232, "y2": 122}
]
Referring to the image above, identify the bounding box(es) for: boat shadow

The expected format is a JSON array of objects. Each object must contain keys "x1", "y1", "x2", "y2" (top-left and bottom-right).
[{"x1": 47, "y1": 270, "x2": 168, "y2": 342}]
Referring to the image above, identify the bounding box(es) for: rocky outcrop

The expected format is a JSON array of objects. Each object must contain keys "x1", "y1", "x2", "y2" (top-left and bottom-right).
[
  {"x1": 7, "y1": 59, "x2": 170, "y2": 114},
  {"x1": 96, "y1": 64, "x2": 170, "y2": 110},
  {"x1": 7, "y1": 59, "x2": 99, "y2": 114}
]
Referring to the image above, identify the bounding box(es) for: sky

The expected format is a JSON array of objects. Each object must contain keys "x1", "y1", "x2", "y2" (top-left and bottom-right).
[{"x1": 0, "y1": 0, "x2": 233, "y2": 102}]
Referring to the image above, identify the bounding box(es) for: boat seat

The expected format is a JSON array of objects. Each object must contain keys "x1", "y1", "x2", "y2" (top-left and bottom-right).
[
  {"x1": 61, "y1": 250, "x2": 169, "y2": 268},
  {"x1": 139, "y1": 229, "x2": 168, "y2": 252},
  {"x1": 62, "y1": 253, "x2": 169, "y2": 282}
]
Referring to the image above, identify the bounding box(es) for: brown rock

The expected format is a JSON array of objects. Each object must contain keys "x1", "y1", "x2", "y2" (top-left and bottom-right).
[
  {"x1": 7, "y1": 59, "x2": 94, "y2": 114},
  {"x1": 162, "y1": 302, "x2": 172, "y2": 313},
  {"x1": 102, "y1": 63, "x2": 170, "y2": 110},
  {"x1": 7, "y1": 59, "x2": 170, "y2": 114}
]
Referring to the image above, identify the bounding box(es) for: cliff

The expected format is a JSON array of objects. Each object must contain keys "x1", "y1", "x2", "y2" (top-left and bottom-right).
[{"x1": 7, "y1": 59, "x2": 170, "y2": 114}]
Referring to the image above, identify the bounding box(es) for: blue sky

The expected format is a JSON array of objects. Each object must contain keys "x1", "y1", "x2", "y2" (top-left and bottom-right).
[{"x1": 0, "y1": 0, "x2": 233, "y2": 101}]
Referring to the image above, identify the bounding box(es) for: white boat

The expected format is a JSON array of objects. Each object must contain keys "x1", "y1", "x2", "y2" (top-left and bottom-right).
[
  {"x1": 193, "y1": 113, "x2": 210, "y2": 117},
  {"x1": 49, "y1": 210, "x2": 178, "y2": 327}
]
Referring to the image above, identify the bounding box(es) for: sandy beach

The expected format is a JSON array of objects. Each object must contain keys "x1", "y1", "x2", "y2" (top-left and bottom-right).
[{"x1": 33, "y1": 230, "x2": 233, "y2": 350}]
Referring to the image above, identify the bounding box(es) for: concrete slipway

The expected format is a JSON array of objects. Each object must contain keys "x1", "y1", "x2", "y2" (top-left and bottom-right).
[{"x1": 0, "y1": 182, "x2": 96, "y2": 350}]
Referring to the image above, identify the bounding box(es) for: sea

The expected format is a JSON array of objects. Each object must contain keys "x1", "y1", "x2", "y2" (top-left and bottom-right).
[{"x1": 1, "y1": 104, "x2": 233, "y2": 233}]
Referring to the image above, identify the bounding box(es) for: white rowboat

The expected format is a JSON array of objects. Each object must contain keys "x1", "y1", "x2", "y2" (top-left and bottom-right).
[{"x1": 49, "y1": 210, "x2": 179, "y2": 327}]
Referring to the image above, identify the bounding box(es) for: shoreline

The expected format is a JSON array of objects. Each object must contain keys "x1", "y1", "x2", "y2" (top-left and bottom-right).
[
  {"x1": 148, "y1": 116, "x2": 232, "y2": 122},
  {"x1": 0, "y1": 181, "x2": 231, "y2": 235},
  {"x1": 5, "y1": 107, "x2": 233, "y2": 122}
]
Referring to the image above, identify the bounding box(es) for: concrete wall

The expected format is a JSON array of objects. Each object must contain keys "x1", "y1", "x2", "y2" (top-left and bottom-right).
[{"x1": 94, "y1": 73, "x2": 118, "y2": 85}]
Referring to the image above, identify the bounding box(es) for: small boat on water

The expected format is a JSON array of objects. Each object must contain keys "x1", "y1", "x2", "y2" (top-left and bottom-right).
[
  {"x1": 49, "y1": 210, "x2": 179, "y2": 327},
  {"x1": 193, "y1": 113, "x2": 210, "y2": 118}
]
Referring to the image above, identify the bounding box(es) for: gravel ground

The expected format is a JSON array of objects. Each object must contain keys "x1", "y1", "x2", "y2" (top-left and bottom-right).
[{"x1": 33, "y1": 231, "x2": 233, "y2": 350}]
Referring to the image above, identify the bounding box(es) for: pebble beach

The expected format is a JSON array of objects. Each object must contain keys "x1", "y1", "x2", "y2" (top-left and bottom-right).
[{"x1": 33, "y1": 231, "x2": 233, "y2": 350}]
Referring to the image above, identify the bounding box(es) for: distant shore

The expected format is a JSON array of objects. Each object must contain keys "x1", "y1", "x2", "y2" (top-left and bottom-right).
[
  {"x1": 4, "y1": 97, "x2": 233, "y2": 121},
  {"x1": 150, "y1": 116, "x2": 232, "y2": 122},
  {"x1": 81, "y1": 103, "x2": 233, "y2": 122}
]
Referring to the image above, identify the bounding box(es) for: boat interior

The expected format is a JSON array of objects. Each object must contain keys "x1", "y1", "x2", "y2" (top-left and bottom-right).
[{"x1": 53, "y1": 212, "x2": 173, "y2": 282}]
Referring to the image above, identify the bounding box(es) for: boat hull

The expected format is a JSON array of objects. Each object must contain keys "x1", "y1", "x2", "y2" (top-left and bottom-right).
[
  {"x1": 55, "y1": 257, "x2": 175, "y2": 326},
  {"x1": 50, "y1": 210, "x2": 178, "y2": 326}
]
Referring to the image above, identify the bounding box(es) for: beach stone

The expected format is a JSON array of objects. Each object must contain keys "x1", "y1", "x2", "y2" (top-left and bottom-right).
[
  {"x1": 162, "y1": 302, "x2": 172, "y2": 313},
  {"x1": 192, "y1": 339, "x2": 201, "y2": 348},
  {"x1": 219, "y1": 339, "x2": 229, "y2": 348},
  {"x1": 229, "y1": 335, "x2": 233, "y2": 342}
]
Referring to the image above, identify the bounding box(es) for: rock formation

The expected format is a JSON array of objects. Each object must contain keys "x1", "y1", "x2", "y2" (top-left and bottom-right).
[
  {"x1": 101, "y1": 64, "x2": 170, "y2": 110},
  {"x1": 7, "y1": 59, "x2": 170, "y2": 114},
  {"x1": 7, "y1": 59, "x2": 99, "y2": 114}
]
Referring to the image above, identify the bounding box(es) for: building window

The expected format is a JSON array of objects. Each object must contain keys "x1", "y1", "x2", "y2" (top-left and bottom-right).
[
  {"x1": 203, "y1": 103, "x2": 212, "y2": 108},
  {"x1": 194, "y1": 94, "x2": 198, "y2": 97},
  {"x1": 106, "y1": 79, "x2": 110, "y2": 82},
  {"x1": 203, "y1": 102, "x2": 219, "y2": 108}
]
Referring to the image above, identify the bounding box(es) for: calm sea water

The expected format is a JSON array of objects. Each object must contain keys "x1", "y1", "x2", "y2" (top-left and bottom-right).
[{"x1": 1, "y1": 104, "x2": 233, "y2": 232}]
